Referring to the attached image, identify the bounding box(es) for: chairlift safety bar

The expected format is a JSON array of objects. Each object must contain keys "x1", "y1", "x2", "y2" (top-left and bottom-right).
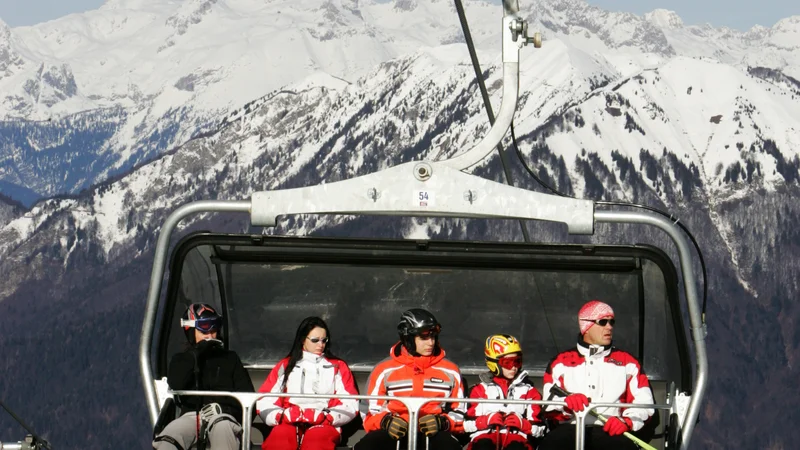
[{"x1": 170, "y1": 389, "x2": 671, "y2": 450}]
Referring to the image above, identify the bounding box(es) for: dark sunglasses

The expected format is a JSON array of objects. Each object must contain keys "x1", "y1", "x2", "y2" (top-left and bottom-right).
[
  {"x1": 582, "y1": 318, "x2": 615, "y2": 327},
  {"x1": 306, "y1": 337, "x2": 329, "y2": 344},
  {"x1": 497, "y1": 356, "x2": 523, "y2": 369}
]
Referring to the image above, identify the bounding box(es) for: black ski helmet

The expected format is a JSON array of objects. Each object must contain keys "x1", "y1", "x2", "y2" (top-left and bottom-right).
[
  {"x1": 397, "y1": 308, "x2": 442, "y2": 355},
  {"x1": 180, "y1": 303, "x2": 223, "y2": 344}
]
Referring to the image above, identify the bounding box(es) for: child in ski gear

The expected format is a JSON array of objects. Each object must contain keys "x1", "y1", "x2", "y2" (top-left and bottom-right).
[
  {"x1": 537, "y1": 300, "x2": 655, "y2": 450},
  {"x1": 354, "y1": 308, "x2": 465, "y2": 450},
  {"x1": 256, "y1": 316, "x2": 358, "y2": 450},
  {"x1": 464, "y1": 335, "x2": 545, "y2": 450},
  {"x1": 153, "y1": 303, "x2": 255, "y2": 450}
]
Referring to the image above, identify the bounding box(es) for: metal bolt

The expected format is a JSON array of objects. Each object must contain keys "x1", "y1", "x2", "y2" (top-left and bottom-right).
[
  {"x1": 463, "y1": 190, "x2": 478, "y2": 204},
  {"x1": 414, "y1": 162, "x2": 433, "y2": 181},
  {"x1": 367, "y1": 188, "x2": 380, "y2": 202}
]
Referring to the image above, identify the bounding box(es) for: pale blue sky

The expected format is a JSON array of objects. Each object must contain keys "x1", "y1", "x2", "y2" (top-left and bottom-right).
[{"x1": 0, "y1": 0, "x2": 795, "y2": 31}]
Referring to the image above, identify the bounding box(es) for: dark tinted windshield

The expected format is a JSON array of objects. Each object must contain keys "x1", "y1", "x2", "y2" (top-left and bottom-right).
[{"x1": 159, "y1": 235, "x2": 688, "y2": 388}]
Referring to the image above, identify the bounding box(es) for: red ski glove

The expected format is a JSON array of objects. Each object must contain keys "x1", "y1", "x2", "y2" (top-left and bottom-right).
[
  {"x1": 281, "y1": 405, "x2": 303, "y2": 424},
  {"x1": 475, "y1": 411, "x2": 505, "y2": 430},
  {"x1": 301, "y1": 409, "x2": 332, "y2": 425},
  {"x1": 564, "y1": 393, "x2": 590, "y2": 413},
  {"x1": 503, "y1": 413, "x2": 533, "y2": 434},
  {"x1": 603, "y1": 416, "x2": 633, "y2": 436}
]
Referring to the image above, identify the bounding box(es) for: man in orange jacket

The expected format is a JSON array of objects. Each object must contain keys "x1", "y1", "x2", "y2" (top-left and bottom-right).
[{"x1": 354, "y1": 308, "x2": 465, "y2": 450}]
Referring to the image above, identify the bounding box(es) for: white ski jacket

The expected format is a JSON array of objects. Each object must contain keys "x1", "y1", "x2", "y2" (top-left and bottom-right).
[{"x1": 256, "y1": 351, "x2": 358, "y2": 427}]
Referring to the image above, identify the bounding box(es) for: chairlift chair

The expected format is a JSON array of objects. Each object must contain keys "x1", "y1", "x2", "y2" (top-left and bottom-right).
[{"x1": 139, "y1": 0, "x2": 708, "y2": 449}]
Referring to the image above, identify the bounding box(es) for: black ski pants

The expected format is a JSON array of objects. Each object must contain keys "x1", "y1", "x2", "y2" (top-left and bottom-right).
[
  {"x1": 353, "y1": 430, "x2": 462, "y2": 450},
  {"x1": 470, "y1": 439, "x2": 529, "y2": 450},
  {"x1": 537, "y1": 424, "x2": 640, "y2": 450}
]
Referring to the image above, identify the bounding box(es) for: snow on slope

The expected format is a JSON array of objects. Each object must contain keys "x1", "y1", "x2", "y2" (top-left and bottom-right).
[
  {"x1": 2, "y1": 0, "x2": 500, "y2": 120},
  {"x1": 645, "y1": 10, "x2": 800, "y2": 80},
  {"x1": 2, "y1": 37, "x2": 797, "y2": 258},
  {"x1": 0, "y1": 0, "x2": 797, "y2": 202},
  {"x1": 534, "y1": 56, "x2": 800, "y2": 196}
]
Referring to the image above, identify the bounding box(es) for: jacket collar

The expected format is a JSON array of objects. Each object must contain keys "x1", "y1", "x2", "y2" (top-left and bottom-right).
[
  {"x1": 391, "y1": 342, "x2": 445, "y2": 370},
  {"x1": 577, "y1": 339, "x2": 612, "y2": 358},
  {"x1": 301, "y1": 350, "x2": 325, "y2": 364}
]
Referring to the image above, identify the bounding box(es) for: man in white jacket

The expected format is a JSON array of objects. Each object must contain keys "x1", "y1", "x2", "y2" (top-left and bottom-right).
[{"x1": 538, "y1": 300, "x2": 655, "y2": 450}]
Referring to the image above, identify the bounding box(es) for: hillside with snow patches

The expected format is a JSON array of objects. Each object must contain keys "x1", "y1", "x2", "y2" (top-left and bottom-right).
[
  {"x1": 0, "y1": 0, "x2": 799, "y2": 448},
  {"x1": 0, "y1": 0, "x2": 798, "y2": 202}
]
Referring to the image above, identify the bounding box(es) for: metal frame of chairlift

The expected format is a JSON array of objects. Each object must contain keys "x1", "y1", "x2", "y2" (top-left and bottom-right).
[{"x1": 139, "y1": 0, "x2": 709, "y2": 448}]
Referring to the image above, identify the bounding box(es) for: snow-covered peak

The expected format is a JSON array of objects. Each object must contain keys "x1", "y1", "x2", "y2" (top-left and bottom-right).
[
  {"x1": 526, "y1": 0, "x2": 674, "y2": 57},
  {"x1": 765, "y1": 16, "x2": 800, "y2": 51},
  {"x1": 743, "y1": 25, "x2": 770, "y2": 42},
  {"x1": 644, "y1": 9, "x2": 683, "y2": 30}
]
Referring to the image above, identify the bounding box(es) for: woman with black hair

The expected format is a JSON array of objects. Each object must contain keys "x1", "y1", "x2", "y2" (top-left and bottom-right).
[{"x1": 256, "y1": 316, "x2": 358, "y2": 450}]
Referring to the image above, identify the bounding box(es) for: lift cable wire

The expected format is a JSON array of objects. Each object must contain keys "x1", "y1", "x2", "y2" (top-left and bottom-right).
[
  {"x1": 452, "y1": 0, "x2": 530, "y2": 243},
  {"x1": 453, "y1": 0, "x2": 708, "y2": 324},
  {"x1": 453, "y1": 0, "x2": 563, "y2": 353}
]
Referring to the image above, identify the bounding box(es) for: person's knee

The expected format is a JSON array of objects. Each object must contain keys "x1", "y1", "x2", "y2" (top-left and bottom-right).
[
  {"x1": 153, "y1": 435, "x2": 186, "y2": 450},
  {"x1": 265, "y1": 423, "x2": 298, "y2": 442},
  {"x1": 504, "y1": 441, "x2": 531, "y2": 450},
  {"x1": 469, "y1": 437, "x2": 496, "y2": 450},
  {"x1": 427, "y1": 431, "x2": 461, "y2": 449},
  {"x1": 210, "y1": 420, "x2": 238, "y2": 436}
]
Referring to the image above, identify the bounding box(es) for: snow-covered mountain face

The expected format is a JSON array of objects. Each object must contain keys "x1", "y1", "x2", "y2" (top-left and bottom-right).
[
  {"x1": 0, "y1": 0, "x2": 501, "y2": 201},
  {"x1": 0, "y1": 0, "x2": 798, "y2": 204},
  {"x1": 0, "y1": 1, "x2": 799, "y2": 448}
]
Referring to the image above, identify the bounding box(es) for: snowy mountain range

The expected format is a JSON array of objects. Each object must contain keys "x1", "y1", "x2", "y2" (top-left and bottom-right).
[
  {"x1": 0, "y1": 0, "x2": 799, "y2": 448},
  {"x1": 0, "y1": 0, "x2": 798, "y2": 203}
]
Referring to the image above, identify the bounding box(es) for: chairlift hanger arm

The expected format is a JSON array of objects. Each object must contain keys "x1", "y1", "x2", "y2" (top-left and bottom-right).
[
  {"x1": 250, "y1": 162, "x2": 595, "y2": 234},
  {"x1": 436, "y1": 0, "x2": 541, "y2": 171}
]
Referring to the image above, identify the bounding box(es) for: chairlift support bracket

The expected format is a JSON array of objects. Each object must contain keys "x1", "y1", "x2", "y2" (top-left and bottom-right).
[
  {"x1": 139, "y1": 2, "x2": 708, "y2": 449},
  {"x1": 251, "y1": 162, "x2": 595, "y2": 234}
]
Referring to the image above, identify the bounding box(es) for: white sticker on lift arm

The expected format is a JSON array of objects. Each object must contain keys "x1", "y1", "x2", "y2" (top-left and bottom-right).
[{"x1": 414, "y1": 190, "x2": 435, "y2": 207}]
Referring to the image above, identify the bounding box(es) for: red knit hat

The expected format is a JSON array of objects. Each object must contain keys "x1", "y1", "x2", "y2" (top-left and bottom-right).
[{"x1": 578, "y1": 300, "x2": 614, "y2": 335}]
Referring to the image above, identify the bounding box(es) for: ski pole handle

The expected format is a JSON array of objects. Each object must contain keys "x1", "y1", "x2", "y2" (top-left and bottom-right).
[{"x1": 548, "y1": 385, "x2": 657, "y2": 450}]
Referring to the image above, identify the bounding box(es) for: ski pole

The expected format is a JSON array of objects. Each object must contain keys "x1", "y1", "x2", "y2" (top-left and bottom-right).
[
  {"x1": 494, "y1": 425, "x2": 502, "y2": 450},
  {"x1": 425, "y1": 435, "x2": 430, "y2": 450},
  {"x1": 549, "y1": 385, "x2": 657, "y2": 450}
]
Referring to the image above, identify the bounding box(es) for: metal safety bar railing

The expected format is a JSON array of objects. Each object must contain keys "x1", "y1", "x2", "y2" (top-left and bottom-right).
[{"x1": 169, "y1": 390, "x2": 670, "y2": 450}]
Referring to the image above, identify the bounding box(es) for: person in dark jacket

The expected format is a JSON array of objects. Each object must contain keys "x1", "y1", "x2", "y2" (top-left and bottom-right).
[{"x1": 153, "y1": 303, "x2": 255, "y2": 450}]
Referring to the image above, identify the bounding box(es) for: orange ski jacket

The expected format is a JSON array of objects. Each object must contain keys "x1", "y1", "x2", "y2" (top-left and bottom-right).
[{"x1": 362, "y1": 342, "x2": 465, "y2": 432}]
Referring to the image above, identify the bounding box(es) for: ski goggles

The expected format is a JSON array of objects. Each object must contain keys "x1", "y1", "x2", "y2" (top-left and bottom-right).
[
  {"x1": 181, "y1": 316, "x2": 222, "y2": 333},
  {"x1": 415, "y1": 325, "x2": 441, "y2": 340},
  {"x1": 497, "y1": 356, "x2": 523, "y2": 369},
  {"x1": 581, "y1": 318, "x2": 615, "y2": 327}
]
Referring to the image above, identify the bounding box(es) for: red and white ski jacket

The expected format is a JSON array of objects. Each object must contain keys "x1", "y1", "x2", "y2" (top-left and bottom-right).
[
  {"x1": 542, "y1": 341, "x2": 654, "y2": 431},
  {"x1": 464, "y1": 371, "x2": 545, "y2": 439},
  {"x1": 256, "y1": 351, "x2": 358, "y2": 428}
]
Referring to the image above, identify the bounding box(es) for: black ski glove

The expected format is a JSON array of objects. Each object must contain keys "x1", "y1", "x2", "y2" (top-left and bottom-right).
[
  {"x1": 194, "y1": 338, "x2": 223, "y2": 356},
  {"x1": 419, "y1": 414, "x2": 450, "y2": 437},
  {"x1": 380, "y1": 414, "x2": 409, "y2": 440}
]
